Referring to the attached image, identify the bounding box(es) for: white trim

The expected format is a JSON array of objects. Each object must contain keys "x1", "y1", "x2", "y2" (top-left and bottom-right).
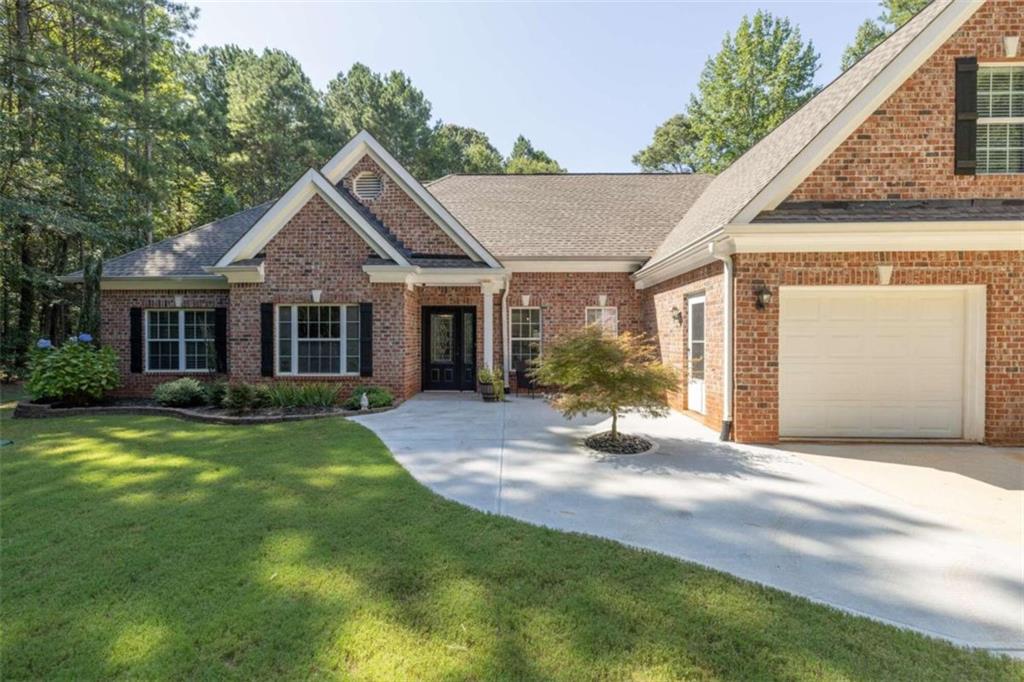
[
  {"x1": 779, "y1": 285, "x2": 986, "y2": 442},
  {"x1": 321, "y1": 131, "x2": 501, "y2": 268},
  {"x1": 203, "y1": 262, "x2": 264, "y2": 284},
  {"x1": 723, "y1": 220, "x2": 1024, "y2": 253},
  {"x1": 584, "y1": 306, "x2": 618, "y2": 335},
  {"x1": 274, "y1": 303, "x2": 361, "y2": 378},
  {"x1": 633, "y1": 234, "x2": 720, "y2": 289},
  {"x1": 502, "y1": 259, "x2": 643, "y2": 273},
  {"x1": 96, "y1": 277, "x2": 229, "y2": 291},
  {"x1": 216, "y1": 169, "x2": 410, "y2": 268},
  {"x1": 143, "y1": 308, "x2": 216, "y2": 374},
  {"x1": 711, "y1": 242, "x2": 734, "y2": 435},
  {"x1": 362, "y1": 264, "x2": 507, "y2": 289},
  {"x1": 735, "y1": 1, "x2": 984, "y2": 220},
  {"x1": 686, "y1": 295, "x2": 707, "y2": 415},
  {"x1": 482, "y1": 287, "x2": 495, "y2": 370}
]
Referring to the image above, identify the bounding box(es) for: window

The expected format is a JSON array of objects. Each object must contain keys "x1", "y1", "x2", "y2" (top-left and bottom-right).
[
  {"x1": 585, "y1": 306, "x2": 618, "y2": 335},
  {"x1": 277, "y1": 304, "x2": 360, "y2": 375},
  {"x1": 510, "y1": 307, "x2": 541, "y2": 367},
  {"x1": 353, "y1": 172, "x2": 383, "y2": 200},
  {"x1": 146, "y1": 309, "x2": 215, "y2": 372},
  {"x1": 977, "y1": 65, "x2": 1024, "y2": 174}
]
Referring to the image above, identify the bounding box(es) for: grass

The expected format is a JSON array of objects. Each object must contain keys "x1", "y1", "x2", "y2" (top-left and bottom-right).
[{"x1": 1, "y1": 410, "x2": 1019, "y2": 681}]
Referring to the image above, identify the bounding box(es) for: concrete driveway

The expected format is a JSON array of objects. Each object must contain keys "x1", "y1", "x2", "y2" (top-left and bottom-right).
[{"x1": 352, "y1": 394, "x2": 1023, "y2": 654}]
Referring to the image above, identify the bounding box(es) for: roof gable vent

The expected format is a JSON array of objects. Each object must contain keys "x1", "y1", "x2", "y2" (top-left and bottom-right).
[{"x1": 354, "y1": 171, "x2": 384, "y2": 201}]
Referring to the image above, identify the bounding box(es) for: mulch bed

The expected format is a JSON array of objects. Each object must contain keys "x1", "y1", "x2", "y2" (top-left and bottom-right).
[
  {"x1": 584, "y1": 431, "x2": 654, "y2": 455},
  {"x1": 12, "y1": 399, "x2": 394, "y2": 425}
]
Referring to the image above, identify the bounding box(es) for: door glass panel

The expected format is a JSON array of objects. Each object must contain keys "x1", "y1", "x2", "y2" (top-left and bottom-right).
[
  {"x1": 431, "y1": 314, "x2": 454, "y2": 363},
  {"x1": 690, "y1": 342, "x2": 705, "y2": 380},
  {"x1": 690, "y1": 302, "x2": 705, "y2": 342},
  {"x1": 463, "y1": 313, "x2": 474, "y2": 364}
]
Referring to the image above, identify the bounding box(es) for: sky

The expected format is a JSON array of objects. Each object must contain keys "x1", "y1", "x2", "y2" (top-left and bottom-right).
[{"x1": 188, "y1": 1, "x2": 881, "y2": 172}]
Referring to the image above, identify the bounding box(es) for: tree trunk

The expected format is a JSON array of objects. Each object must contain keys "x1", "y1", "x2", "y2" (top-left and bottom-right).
[
  {"x1": 610, "y1": 409, "x2": 618, "y2": 440},
  {"x1": 15, "y1": 223, "x2": 35, "y2": 360}
]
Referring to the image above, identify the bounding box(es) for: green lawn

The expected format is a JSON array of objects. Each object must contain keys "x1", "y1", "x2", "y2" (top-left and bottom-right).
[{"x1": 1, "y1": 411, "x2": 1019, "y2": 681}]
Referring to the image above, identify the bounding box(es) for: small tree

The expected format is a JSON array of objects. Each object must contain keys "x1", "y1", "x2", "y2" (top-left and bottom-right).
[{"x1": 532, "y1": 327, "x2": 677, "y2": 439}]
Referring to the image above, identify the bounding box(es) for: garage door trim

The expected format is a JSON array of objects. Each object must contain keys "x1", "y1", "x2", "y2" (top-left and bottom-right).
[{"x1": 778, "y1": 285, "x2": 986, "y2": 442}]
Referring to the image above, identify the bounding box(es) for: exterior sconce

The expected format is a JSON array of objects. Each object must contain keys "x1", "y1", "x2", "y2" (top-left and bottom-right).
[
  {"x1": 173, "y1": 294, "x2": 184, "y2": 307},
  {"x1": 598, "y1": 294, "x2": 608, "y2": 307},
  {"x1": 1004, "y1": 36, "x2": 1020, "y2": 58},
  {"x1": 671, "y1": 306, "x2": 683, "y2": 326},
  {"x1": 311, "y1": 289, "x2": 322, "y2": 303},
  {"x1": 521, "y1": 294, "x2": 531, "y2": 306},
  {"x1": 754, "y1": 285, "x2": 773, "y2": 310}
]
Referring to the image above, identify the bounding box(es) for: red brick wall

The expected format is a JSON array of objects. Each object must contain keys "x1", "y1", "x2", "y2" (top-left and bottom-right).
[
  {"x1": 99, "y1": 289, "x2": 229, "y2": 397},
  {"x1": 643, "y1": 263, "x2": 724, "y2": 430},
  {"x1": 341, "y1": 155, "x2": 465, "y2": 255},
  {"x1": 789, "y1": 0, "x2": 1024, "y2": 201},
  {"x1": 732, "y1": 251, "x2": 1023, "y2": 445},
  {"x1": 228, "y1": 194, "x2": 412, "y2": 401}
]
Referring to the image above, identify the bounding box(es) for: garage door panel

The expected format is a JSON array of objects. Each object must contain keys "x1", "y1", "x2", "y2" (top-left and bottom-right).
[{"x1": 780, "y1": 288, "x2": 965, "y2": 439}]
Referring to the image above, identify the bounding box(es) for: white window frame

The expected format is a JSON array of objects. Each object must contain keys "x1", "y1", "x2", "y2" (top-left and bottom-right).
[
  {"x1": 509, "y1": 307, "x2": 542, "y2": 367},
  {"x1": 976, "y1": 64, "x2": 1024, "y2": 175},
  {"x1": 584, "y1": 306, "x2": 618, "y2": 335},
  {"x1": 144, "y1": 309, "x2": 215, "y2": 373},
  {"x1": 275, "y1": 304, "x2": 360, "y2": 377}
]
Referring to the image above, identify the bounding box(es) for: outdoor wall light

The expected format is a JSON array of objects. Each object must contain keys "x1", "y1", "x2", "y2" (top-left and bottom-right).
[
  {"x1": 1004, "y1": 36, "x2": 1020, "y2": 58},
  {"x1": 671, "y1": 306, "x2": 683, "y2": 326},
  {"x1": 310, "y1": 289, "x2": 322, "y2": 303},
  {"x1": 754, "y1": 285, "x2": 773, "y2": 310}
]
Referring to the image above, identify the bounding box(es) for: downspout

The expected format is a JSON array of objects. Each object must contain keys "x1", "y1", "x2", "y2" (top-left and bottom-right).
[
  {"x1": 501, "y1": 273, "x2": 512, "y2": 379},
  {"x1": 710, "y1": 241, "x2": 734, "y2": 441}
]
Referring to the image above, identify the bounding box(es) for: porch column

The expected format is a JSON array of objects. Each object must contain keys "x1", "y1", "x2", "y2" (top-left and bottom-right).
[{"x1": 481, "y1": 283, "x2": 497, "y2": 370}]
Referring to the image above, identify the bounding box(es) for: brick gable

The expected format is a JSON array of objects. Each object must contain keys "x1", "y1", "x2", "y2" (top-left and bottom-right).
[
  {"x1": 790, "y1": 0, "x2": 1023, "y2": 202},
  {"x1": 341, "y1": 155, "x2": 465, "y2": 256}
]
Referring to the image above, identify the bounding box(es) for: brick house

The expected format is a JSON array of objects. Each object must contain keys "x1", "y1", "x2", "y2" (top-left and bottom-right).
[{"x1": 67, "y1": 0, "x2": 1022, "y2": 444}]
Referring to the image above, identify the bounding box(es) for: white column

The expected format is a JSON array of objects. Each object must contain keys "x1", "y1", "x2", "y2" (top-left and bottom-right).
[{"x1": 482, "y1": 284, "x2": 495, "y2": 370}]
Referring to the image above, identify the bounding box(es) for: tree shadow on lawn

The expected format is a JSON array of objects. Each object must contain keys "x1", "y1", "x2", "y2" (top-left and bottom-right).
[{"x1": 0, "y1": 414, "x2": 1018, "y2": 680}]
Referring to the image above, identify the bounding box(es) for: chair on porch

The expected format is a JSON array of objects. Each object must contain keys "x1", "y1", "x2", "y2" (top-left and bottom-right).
[{"x1": 514, "y1": 359, "x2": 538, "y2": 398}]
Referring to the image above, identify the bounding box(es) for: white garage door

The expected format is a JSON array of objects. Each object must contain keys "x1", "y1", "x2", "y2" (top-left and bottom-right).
[{"x1": 779, "y1": 288, "x2": 966, "y2": 438}]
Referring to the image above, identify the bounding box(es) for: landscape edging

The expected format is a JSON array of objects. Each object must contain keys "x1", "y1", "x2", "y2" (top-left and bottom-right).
[{"x1": 12, "y1": 400, "x2": 395, "y2": 425}]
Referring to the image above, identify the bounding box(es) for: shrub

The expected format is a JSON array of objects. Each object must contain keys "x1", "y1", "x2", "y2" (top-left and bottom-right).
[
  {"x1": 202, "y1": 380, "x2": 227, "y2": 407},
  {"x1": 342, "y1": 385, "x2": 394, "y2": 410},
  {"x1": 27, "y1": 337, "x2": 119, "y2": 406},
  {"x1": 153, "y1": 378, "x2": 206, "y2": 407},
  {"x1": 532, "y1": 326, "x2": 677, "y2": 439},
  {"x1": 264, "y1": 382, "x2": 340, "y2": 409},
  {"x1": 222, "y1": 383, "x2": 257, "y2": 413}
]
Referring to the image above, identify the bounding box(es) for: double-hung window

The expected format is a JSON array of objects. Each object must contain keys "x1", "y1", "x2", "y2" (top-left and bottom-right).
[
  {"x1": 146, "y1": 309, "x2": 215, "y2": 371},
  {"x1": 277, "y1": 304, "x2": 360, "y2": 375},
  {"x1": 510, "y1": 307, "x2": 541, "y2": 367},
  {"x1": 585, "y1": 306, "x2": 618, "y2": 335},
  {"x1": 977, "y1": 65, "x2": 1024, "y2": 174}
]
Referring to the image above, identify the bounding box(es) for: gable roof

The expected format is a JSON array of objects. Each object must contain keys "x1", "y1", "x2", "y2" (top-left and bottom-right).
[
  {"x1": 62, "y1": 202, "x2": 274, "y2": 282},
  {"x1": 637, "y1": 0, "x2": 981, "y2": 280},
  {"x1": 321, "y1": 131, "x2": 501, "y2": 267},
  {"x1": 426, "y1": 173, "x2": 713, "y2": 259}
]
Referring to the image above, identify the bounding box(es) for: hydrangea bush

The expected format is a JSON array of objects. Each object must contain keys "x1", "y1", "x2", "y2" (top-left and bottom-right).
[{"x1": 27, "y1": 335, "x2": 119, "y2": 406}]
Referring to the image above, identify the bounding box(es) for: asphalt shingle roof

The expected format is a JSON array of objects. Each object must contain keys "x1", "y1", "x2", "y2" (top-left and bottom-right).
[
  {"x1": 426, "y1": 173, "x2": 713, "y2": 259},
  {"x1": 643, "y1": 0, "x2": 956, "y2": 269}
]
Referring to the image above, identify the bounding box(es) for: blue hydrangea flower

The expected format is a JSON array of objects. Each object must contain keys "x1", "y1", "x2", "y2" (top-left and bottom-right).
[
  {"x1": 78, "y1": 333, "x2": 93, "y2": 343},
  {"x1": 36, "y1": 338, "x2": 52, "y2": 349}
]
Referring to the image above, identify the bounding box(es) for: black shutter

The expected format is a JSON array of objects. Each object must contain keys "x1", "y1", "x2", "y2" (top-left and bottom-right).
[
  {"x1": 129, "y1": 307, "x2": 143, "y2": 373},
  {"x1": 214, "y1": 307, "x2": 228, "y2": 373},
  {"x1": 359, "y1": 302, "x2": 373, "y2": 377},
  {"x1": 954, "y1": 56, "x2": 978, "y2": 176},
  {"x1": 260, "y1": 303, "x2": 274, "y2": 377}
]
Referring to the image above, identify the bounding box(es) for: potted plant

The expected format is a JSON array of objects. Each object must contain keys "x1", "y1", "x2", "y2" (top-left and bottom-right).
[{"x1": 478, "y1": 367, "x2": 504, "y2": 402}]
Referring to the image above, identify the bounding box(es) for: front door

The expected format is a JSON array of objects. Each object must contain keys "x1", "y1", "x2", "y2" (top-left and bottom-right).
[
  {"x1": 687, "y1": 295, "x2": 705, "y2": 414},
  {"x1": 422, "y1": 307, "x2": 476, "y2": 390}
]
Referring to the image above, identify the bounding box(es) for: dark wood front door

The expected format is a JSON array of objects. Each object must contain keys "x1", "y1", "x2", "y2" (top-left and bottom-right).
[{"x1": 422, "y1": 307, "x2": 476, "y2": 390}]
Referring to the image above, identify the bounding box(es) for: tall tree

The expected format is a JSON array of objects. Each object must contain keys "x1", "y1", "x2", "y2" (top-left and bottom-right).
[
  {"x1": 685, "y1": 11, "x2": 819, "y2": 173},
  {"x1": 841, "y1": 0, "x2": 930, "y2": 70},
  {"x1": 423, "y1": 123, "x2": 504, "y2": 178},
  {"x1": 222, "y1": 49, "x2": 333, "y2": 206},
  {"x1": 504, "y1": 135, "x2": 564, "y2": 174},
  {"x1": 632, "y1": 114, "x2": 700, "y2": 173},
  {"x1": 323, "y1": 63, "x2": 433, "y2": 175}
]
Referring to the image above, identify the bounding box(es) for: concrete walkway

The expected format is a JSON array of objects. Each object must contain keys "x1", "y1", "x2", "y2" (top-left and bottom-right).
[{"x1": 352, "y1": 394, "x2": 1024, "y2": 654}]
